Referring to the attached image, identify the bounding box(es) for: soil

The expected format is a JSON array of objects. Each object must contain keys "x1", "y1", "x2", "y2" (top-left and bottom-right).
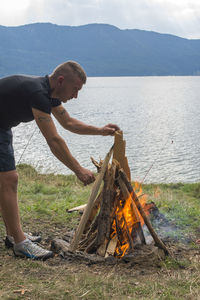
[{"x1": 46, "y1": 229, "x2": 200, "y2": 276}]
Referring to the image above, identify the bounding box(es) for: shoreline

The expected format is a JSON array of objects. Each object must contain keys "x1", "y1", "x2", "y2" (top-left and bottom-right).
[{"x1": 16, "y1": 163, "x2": 200, "y2": 185}]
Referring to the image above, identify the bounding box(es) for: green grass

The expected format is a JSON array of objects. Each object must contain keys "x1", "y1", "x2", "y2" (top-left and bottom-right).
[
  {"x1": 143, "y1": 182, "x2": 200, "y2": 232},
  {"x1": 0, "y1": 164, "x2": 200, "y2": 300},
  {"x1": 16, "y1": 164, "x2": 92, "y2": 230}
]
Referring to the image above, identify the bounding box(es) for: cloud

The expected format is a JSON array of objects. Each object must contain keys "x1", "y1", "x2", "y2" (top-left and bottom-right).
[{"x1": 0, "y1": 0, "x2": 200, "y2": 38}]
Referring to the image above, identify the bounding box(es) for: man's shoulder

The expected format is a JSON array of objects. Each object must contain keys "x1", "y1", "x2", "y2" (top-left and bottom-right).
[
  {"x1": 0, "y1": 74, "x2": 43, "y2": 84},
  {"x1": 0, "y1": 74, "x2": 49, "y2": 94},
  {"x1": 17, "y1": 75, "x2": 49, "y2": 93}
]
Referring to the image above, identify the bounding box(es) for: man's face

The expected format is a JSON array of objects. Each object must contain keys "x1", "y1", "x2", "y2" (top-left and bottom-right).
[{"x1": 57, "y1": 76, "x2": 83, "y2": 103}]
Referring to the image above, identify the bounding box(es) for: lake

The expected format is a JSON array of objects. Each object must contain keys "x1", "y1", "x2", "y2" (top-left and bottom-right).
[{"x1": 13, "y1": 76, "x2": 200, "y2": 183}]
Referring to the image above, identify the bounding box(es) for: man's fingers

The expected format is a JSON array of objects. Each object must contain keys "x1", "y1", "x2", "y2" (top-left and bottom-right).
[
  {"x1": 109, "y1": 128, "x2": 116, "y2": 135},
  {"x1": 82, "y1": 172, "x2": 95, "y2": 185},
  {"x1": 104, "y1": 127, "x2": 118, "y2": 136},
  {"x1": 84, "y1": 177, "x2": 95, "y2": 186},
  {"x1": 107, "y1": 123, "x2": 120, "y2": 131}
]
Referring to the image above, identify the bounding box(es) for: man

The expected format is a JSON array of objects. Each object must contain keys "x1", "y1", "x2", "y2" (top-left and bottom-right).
[{"x1": 0, "y1": 61, "x2": 119, "y2": 260}]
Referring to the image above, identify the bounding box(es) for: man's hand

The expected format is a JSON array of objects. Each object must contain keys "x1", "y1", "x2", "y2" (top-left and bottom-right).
[
  {"x1": 75, "y1": 167, "x2": 95, "y2": 185},
  {"x1": 100, "y1": 124, "x2": 120, "y2": 136}
]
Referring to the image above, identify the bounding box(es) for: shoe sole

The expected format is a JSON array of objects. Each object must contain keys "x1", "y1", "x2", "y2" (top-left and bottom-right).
[{"x1": 14, "y1": 251, "x2": 54, "y2": 261}]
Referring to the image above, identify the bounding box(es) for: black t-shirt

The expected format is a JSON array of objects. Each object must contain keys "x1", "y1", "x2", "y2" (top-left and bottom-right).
[{"x1": 0, "y1": 75, "x2": 61, "y2": 129}]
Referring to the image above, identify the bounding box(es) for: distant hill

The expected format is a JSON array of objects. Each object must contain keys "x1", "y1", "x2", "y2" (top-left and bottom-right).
[{"x1": 0, "y1": 22, "x2": 200, "y2": 77}]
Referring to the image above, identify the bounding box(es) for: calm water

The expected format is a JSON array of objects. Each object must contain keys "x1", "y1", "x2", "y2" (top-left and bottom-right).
[{"x1": 13, "y1": 76, "x2": 200, "y2": 183}]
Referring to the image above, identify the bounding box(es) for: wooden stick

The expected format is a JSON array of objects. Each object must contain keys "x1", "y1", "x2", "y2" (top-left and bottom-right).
[
  {"x1": 96, "y1": 164, "x2": 116, "y2": 256},
  {"x1": 80, "y1": 231, "x2": 97, "y2": 253},
  {"x1": 131, "y1": 222, "x2": 146, "y2": 245},
  {"x1": 51, "y1": 239, "x2": 70, "y2": 253},
  {"x1": 122, "y1": 213, "x2": 134, "y2": 250},
  {"x1": 117, "y1": 177, "x2": 141, "y2": 223},
  {"x1": 105, "y1": 236, "x2": 118, "y2": 257},
  {"x1": 69, "y1": 145, "x2": 114, "y2": 252},
  {"x1": 119, "y1": 169, "x2": 170, "y2": 255},
  {"x1": 67, "y1": 204, "x2": 87, "y2": 213},
  {"x1": 97, "y1": 239, "x2": 109, "y2": 257},
  {"x1": 96, "y1": 164, "x2": 116, "y2": 246},
  {"x1": 84, "y1": 191, "x2": 103, "y2": 234},
  {"x1": 113, "y1": 130, "x2": 131, "y2": 181}
]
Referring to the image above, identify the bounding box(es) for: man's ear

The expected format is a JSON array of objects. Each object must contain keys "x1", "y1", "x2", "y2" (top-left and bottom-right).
[{"x1": 57, "y1": 76, "x2": 65, "y2": 86}]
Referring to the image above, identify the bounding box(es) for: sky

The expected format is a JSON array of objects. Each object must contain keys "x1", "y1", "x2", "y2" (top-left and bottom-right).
[{"x1": 1, "y1": 0, "x2": 200, "y2": 39}]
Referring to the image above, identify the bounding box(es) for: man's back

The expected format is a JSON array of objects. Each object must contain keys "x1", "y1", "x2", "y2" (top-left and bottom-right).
[{"x1": 0, "y1": 75, "x2": 53, "y2": 129}]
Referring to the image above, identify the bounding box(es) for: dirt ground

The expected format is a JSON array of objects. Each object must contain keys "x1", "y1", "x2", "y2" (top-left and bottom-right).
[{"x1": 0, "y1": 225, "x2": 200, "y2": 300}]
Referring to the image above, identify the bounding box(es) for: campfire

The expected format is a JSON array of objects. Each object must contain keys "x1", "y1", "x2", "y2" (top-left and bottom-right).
[{"x1": 51, "y1": 131, "x2": 169, "y2": 261}]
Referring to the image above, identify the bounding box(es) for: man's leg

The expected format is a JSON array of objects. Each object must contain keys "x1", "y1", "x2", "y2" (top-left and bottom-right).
[
  {"x1": 0, "y1": 128, "x2": 25, "y2": 242},
  {"x1": 0, "y1": 182, "x2": 42, "y2": 248},
  {"x1": 0, "y1": 170, "x2": 53, "y2": 259},
  {"x1": 0, "y1": 170, "x2": 25, "y2": 243},
  {"x1": 0, "y1": 128, "x2": 53, "y2": 259}
]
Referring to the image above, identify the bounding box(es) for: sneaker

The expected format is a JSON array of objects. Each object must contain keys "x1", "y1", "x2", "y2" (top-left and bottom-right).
[
  {"x1": 5, "y1": 233, "x2": 42, "y2": 249},
  {"x1": 13, "y1": 240, "x2": 54, "y2": 260}
]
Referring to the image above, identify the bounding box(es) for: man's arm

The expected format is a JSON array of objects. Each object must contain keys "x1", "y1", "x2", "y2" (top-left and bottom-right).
[
  {"x1": 32, "y1": 108, "x2": 95, "y2": 185},
  {"x1": 52, "y1": 105, "x2": 120, "y2": 135}
]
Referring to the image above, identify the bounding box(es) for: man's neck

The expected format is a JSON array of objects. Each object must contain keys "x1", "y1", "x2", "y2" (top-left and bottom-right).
[{"x1": 48, "y1": 75, "x2": 56, "y2": 97}]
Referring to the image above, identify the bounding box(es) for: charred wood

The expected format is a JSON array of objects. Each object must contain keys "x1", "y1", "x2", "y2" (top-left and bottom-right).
[
  {"x1": 51, "y1": 239, "x2": 70, "y2": 254},
  {"x1": 78, "y1": 230, "x2": 97, "y2": 252},
  {"x1": 96, "y1": 166, "x2": 116, "y2": 255}
]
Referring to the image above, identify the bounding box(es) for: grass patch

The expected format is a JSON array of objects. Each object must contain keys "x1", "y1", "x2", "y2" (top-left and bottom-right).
[
  {"x1": 0, "y1": 164, "x2": 200, "y2": 299},
  {"x1": 143, "y1": 182, "x2": 200, "y2": 232},
  {"x1": 16, "y1": 164, "x2": 92, "y2": 230}
]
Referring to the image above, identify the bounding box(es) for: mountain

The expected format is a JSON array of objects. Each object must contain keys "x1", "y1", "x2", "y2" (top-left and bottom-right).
[{"x1": 0, "y1": 22, "x2": 200, "y2": 77}]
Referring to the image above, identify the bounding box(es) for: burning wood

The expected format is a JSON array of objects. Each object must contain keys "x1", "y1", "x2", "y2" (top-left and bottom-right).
[
  {"x1": 61, "y1": 131, "x2": 169, "y2": 259},
  {"x1": 118, "y1": 169, "x2": 169, "y2": 255}
]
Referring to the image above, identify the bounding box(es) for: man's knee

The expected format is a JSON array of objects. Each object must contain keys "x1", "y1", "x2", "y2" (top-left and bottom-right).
[{"x1": 0, "y1": 170, "x2": 19, "y2": 192}]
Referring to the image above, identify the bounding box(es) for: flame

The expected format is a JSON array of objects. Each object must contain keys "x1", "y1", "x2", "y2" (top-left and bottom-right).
[{"x1": 111, "y1": 182, "x2": 150, "y2": 258}]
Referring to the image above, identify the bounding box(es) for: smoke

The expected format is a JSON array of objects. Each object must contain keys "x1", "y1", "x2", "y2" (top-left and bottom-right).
[{"x1": 144, "y1": 203, "x2": 194, "y2": 245}]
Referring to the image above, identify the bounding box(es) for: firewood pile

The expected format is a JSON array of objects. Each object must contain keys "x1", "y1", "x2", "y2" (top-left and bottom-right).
[
  {"x1": 51, "y1": 131, "x2": 169, "y2": 261},
  {"x1": 76, "y1": 163, "x2": 146, "y2": 257}
]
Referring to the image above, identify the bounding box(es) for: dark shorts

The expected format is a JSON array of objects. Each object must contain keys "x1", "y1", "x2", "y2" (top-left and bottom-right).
[{"x1": 0, "y1": 128, "x2": 16, "y2": 172}]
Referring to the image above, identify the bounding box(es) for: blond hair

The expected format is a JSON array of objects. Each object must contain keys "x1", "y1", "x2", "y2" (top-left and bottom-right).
[{"x1": 51, "y1": 61, "x2": 87, "y2": 83}]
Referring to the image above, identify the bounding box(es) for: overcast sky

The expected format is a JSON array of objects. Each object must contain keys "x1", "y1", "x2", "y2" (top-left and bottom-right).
[{"x1": 1, "y1": 0, "x2": 200, "y2": 39}]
